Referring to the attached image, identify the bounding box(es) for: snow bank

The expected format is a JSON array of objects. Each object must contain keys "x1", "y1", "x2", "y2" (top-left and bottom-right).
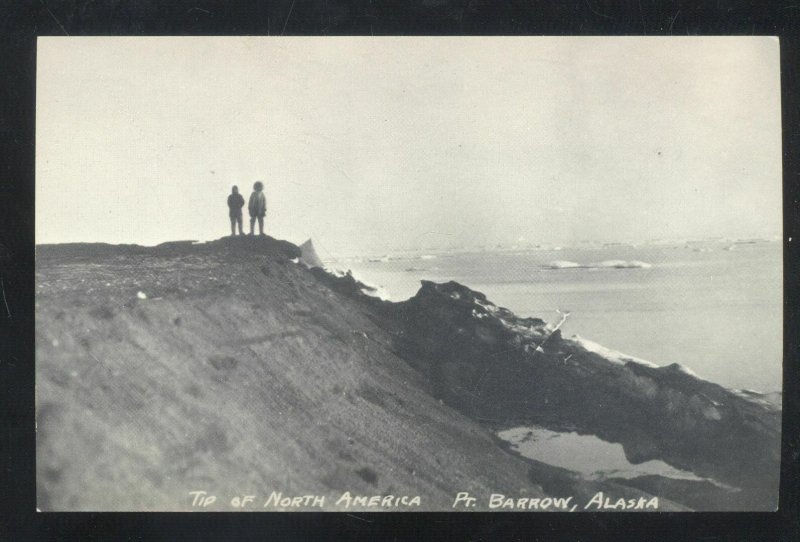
[
  {"x1": 568, "y1": 335, "x2": 659, "y2": 368},
  {"x1": 732, "y1": 389, "x2": 782, "y2": 408}
]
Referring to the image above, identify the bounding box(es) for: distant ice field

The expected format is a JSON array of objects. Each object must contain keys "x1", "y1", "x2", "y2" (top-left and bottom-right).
[{"x1": 341, "y1": 240, "x2": 782, "y2": 393}]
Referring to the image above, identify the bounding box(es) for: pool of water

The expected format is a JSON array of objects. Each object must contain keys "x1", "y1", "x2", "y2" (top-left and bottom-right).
[{"x1": 498, "y1": 426, "x2": 708, "y2": 482}]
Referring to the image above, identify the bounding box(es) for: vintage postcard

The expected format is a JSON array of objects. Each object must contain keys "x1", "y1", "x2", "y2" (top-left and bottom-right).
[{"x1": 35, "y1": 36, "x2": 782, "y2": 511}]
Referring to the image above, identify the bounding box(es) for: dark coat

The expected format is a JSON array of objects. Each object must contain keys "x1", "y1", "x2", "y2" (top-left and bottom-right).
[{"x1": 227, "y1": 193, "x2": 245, "y2": 217}]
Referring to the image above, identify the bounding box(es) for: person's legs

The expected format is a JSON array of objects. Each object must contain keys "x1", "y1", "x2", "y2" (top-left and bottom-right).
[
  {"x1": 236, "y1": 215, "x2": 243, "y2": 235},
  {"x1": 230, "y1": 217, "x2": 236, "y2": 236},
  {"x1": 257, "y1": 216, "x2": 264, "y2": 235},
  {"x1": 249, "y1": 217, "x2": 255, "y2": 235}
]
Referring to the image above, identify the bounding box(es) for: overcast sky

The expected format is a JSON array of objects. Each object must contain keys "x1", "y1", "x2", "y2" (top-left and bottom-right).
[{"x1": 36, "y1": 36, "x2": 782, "y2": 255}]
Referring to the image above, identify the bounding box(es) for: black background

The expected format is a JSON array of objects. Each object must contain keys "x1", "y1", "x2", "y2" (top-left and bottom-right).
[{"x1": 1, "y1": 1, "x2": 799, "y2": 540}]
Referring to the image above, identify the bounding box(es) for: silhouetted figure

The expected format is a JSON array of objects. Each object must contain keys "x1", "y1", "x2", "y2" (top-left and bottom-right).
[
  {"x1": 227, "y1": 186, "x2": 245, "y2": 236},
  {"x1": 248, "y1": 181, "x2": 267, "y2": 235}
]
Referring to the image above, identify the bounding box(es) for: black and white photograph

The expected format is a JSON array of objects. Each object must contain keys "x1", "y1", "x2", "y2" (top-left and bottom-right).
[{"x1": 34, "y1": 36, "x2": 782, "y2": 512}]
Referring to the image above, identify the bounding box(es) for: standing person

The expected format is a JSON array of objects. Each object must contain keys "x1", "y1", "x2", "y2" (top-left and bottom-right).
[
  {"x1": 227, "y1": 185, "x2": 245, "y2": 236},
  {"x1": 248, "y1": 181, "x2": 267, "y2": 235}
]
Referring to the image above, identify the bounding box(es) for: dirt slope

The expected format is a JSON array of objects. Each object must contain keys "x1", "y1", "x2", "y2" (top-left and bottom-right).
[{"x1": 37, "y1": 236, "x2": 680, "y2": 511}]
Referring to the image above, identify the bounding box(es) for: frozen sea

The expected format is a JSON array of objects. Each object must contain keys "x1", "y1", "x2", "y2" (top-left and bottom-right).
[{"x1": 341, "y1": 239, "x2": 782, "y2": 393}]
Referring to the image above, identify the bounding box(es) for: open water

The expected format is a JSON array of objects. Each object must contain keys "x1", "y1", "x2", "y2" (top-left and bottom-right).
[{"x1": 344, "y1": 239, "x2": 782, "y2": 393}]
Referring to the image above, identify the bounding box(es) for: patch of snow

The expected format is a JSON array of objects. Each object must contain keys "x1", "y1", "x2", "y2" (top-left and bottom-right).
[
  {"x1": 136, "y1": 291, "x2": 147, "y2": 300},
  {"x1": 475, "y1": 300, "x2": 498, "y2": 313},
  {"x1": 499, "y1": 317, "x2": 544, "y2": 339},
  {"x1": 568, "y1": 335, "x2": 659, "y2": 368},
  {"x1": 325, "y1": 267, "x2": 348, "y2": 278},
  {"x1": 733, "y1": 389, "x2": 783, "y2": 408},
  {"x1": 739, "y1": 388, "x2": 763, "y2": 395}
]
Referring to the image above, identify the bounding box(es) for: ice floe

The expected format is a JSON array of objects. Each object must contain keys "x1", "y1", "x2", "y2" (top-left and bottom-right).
[{"x1": 545, "y1": 260, "x2": 652, "y2": 270}]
